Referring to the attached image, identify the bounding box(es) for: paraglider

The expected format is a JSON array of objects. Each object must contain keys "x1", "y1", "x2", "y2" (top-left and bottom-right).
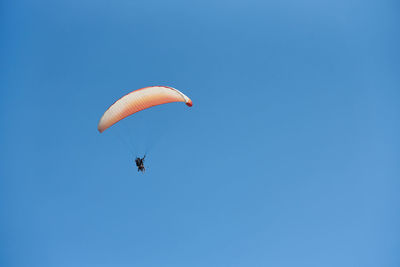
[
  {"x1": 98, "y1": 86, "x2": 192, "y2": 172},
  {"x1": 135, "y1": 155, "x2": 146, "y2": 172}
]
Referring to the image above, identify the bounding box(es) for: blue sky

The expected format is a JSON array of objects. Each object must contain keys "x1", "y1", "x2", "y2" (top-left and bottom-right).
[{"x1": 1, "y1": 0, "x2": 399, "y2": 266}]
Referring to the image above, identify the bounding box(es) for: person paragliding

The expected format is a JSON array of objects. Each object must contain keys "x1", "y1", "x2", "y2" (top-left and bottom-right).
[
  {"x1": 97, "y1": 86, "x2": 193, "y2": 173},
  {"x1": 135, "y1": 155, "x2": 146, "y2": 172}
]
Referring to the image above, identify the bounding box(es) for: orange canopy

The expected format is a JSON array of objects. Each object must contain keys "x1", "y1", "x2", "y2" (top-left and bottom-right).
[{"x1": 98, "y1": 86, "x2": 192, "y2": 133}]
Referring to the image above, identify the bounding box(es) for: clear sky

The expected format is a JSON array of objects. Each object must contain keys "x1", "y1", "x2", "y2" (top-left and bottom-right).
[{"x1": 1, "y1": 0, "x2": 399, "y2": 266}]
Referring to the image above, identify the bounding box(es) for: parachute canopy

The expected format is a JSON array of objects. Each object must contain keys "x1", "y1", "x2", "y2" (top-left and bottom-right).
[{"x1": 98, "y1": 86, "x2": 192, "y2": 133}]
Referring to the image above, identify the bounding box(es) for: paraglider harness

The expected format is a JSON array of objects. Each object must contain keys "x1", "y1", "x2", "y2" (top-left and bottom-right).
[{"x1": 135, "y1": 155, "x2": 146, "y2": 172}]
